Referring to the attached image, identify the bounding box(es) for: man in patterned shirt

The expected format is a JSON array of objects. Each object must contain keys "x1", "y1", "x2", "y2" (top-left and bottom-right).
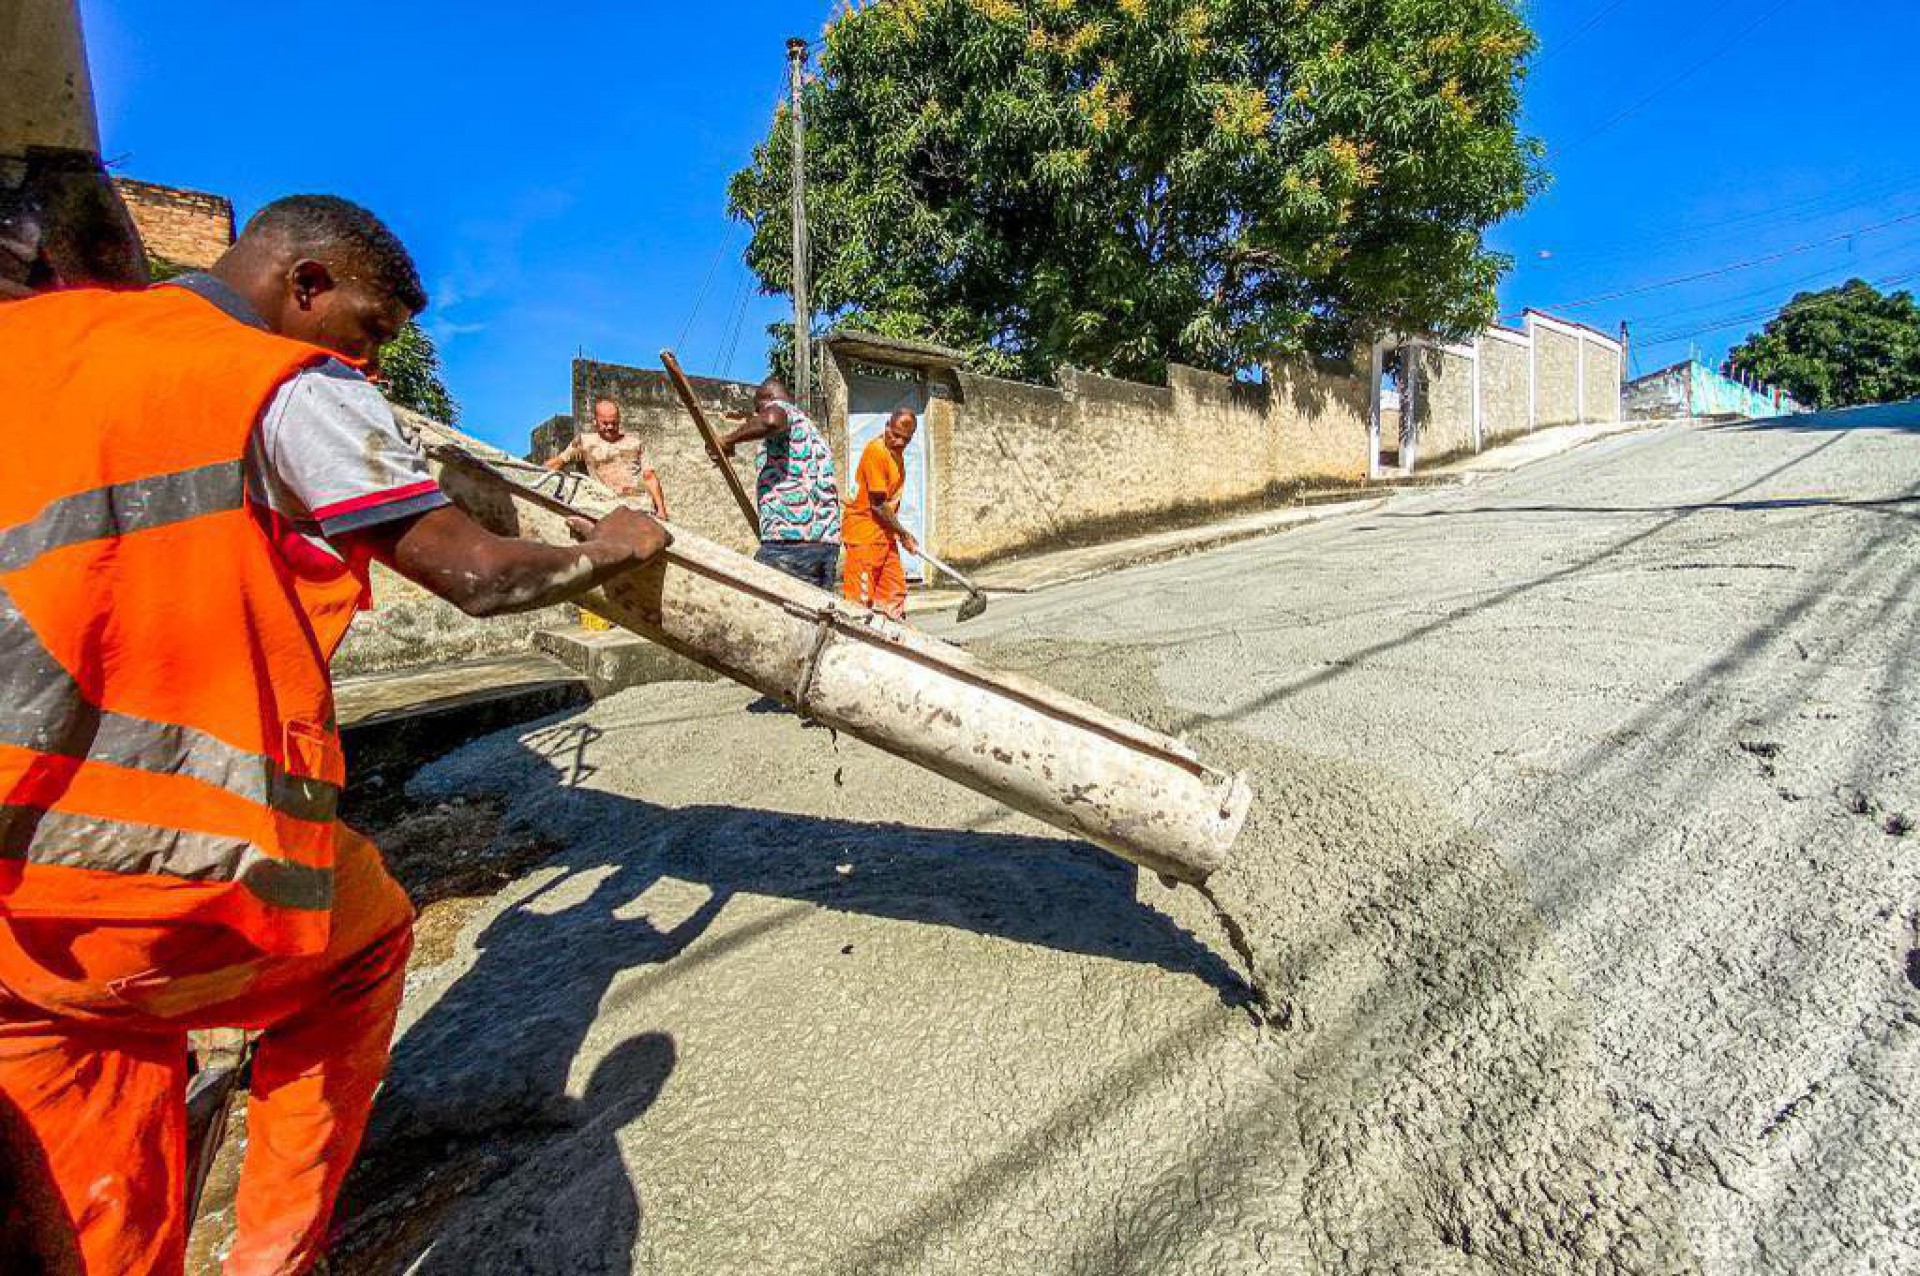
[{"x1": 719, "y1": 378, "x2": 842, "y2": 590}]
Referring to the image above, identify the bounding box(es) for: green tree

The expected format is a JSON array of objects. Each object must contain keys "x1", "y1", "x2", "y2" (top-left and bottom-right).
[
  {"x1": 728, "y1": 0, "x2": 1542, "y2": 384},
  {"x1": 378, "y1": 321, "x2": 459, "y2": 424},
  {"x1": 1727, "y1": 279, "x2": 1920, "y2": 410}
]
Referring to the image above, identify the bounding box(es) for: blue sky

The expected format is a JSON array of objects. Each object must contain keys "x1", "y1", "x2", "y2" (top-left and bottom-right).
[{"x1": 85, "y1": 1, "x2": 1916, "y2": 450}]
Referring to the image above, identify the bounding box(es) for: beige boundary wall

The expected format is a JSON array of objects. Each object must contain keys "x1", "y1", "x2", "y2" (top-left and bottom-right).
[
  {"x1": 558, "y1": 305, "x2": 1618, "y2": 570},
  {"x1": 560, "y1": 337, "x2": 1370, "y2": 569},
  {"x1": 821, "y1": 333, "x2": 1372, "y2": 566},
  {"x1": 1378, "y1": 309, "x2": 1624, "y2": 474}
]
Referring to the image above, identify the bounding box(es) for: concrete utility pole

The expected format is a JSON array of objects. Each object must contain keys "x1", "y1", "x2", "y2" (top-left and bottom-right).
[{"x1": 786, "y1": 36, "x2": 811, "y2": 410}]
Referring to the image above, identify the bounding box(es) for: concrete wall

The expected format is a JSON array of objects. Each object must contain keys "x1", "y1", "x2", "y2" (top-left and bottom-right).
[
  {"x1": 1533, "y1": 328, "x2": 1580, "y2": 428},
  {"x1": 1411, "y1": 346, "x2": 1477, "y2": 462},
  {"x1": 1480, "y1": 337, "x2": 1531, "y2": 444},
  {"x1": 1624, "y1": 364, "x2": 1691, "y2": 419},
  {"x1": 914, "y1": 358, "x2": 1368, "y2": 564},
  {"x1": 1582, "y1": 341, "x2": 1622, "y2": 423},
  {"x1": 1623, "y1": 360, "x2": 1802, "y2": 421},
  {"x1": 1379, "y1": 311, "x2": 1626, "y2": 473},
  {"x1": 1270, "y1": 361, "x2": 1372, "y2": 484},
  {"x1": 569, "y1": 361, "x2": 764, "y2": 554}
]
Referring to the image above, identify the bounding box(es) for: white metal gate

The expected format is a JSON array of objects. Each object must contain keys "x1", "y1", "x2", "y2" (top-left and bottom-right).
[{"x1": 845, "y1": 365, "x2": 931, "y2": 580}]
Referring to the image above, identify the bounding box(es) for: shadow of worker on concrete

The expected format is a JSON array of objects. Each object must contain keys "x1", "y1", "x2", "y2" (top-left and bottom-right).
[
  {"x1": 399, "y1": 1032, "x2": 675, "y2": 1276},
  {"x1": 334, "y1": 725, "x2": 1251, "y2": 1272}
]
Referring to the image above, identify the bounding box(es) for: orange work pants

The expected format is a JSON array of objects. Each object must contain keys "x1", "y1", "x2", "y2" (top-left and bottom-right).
[
  {"x1": 0, "y1": 823, "x2": 414, "y2": 1275},
  {"x1": 842, "y1": 539, "x2": 907, "y2": 619}
]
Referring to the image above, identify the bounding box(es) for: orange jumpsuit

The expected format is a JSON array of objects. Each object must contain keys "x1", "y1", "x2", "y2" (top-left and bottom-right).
[
  {"x1": 0, "y1": 285, "x2": 416, "y2": 1274},
  {"x1": 841, "y1": 438, "x2": 908, "y2": 619}
]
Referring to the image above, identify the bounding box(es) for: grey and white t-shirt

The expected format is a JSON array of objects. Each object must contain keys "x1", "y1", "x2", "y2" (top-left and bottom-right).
[{"x1": 166, "y1": 272, "x2": 450, "y2": 565}]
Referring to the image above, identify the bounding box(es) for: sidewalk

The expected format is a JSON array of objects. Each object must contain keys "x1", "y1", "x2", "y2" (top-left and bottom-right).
[{"x1": 1425, "y1": 415, "x2": 1678, "y2": 480}]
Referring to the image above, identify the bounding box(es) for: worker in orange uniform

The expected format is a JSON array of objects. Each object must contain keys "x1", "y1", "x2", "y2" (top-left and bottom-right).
[
  {"x1": 840, "y1": 408, "x2": 920, "y2": 620},
  {"x1": 0, "y1": 194, "x2": 668, "y2": 1275}
]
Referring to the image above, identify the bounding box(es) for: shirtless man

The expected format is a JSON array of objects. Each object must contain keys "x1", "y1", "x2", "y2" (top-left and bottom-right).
[{"x1": 544, "y1": 398, "x2": 669, "y2": 520}]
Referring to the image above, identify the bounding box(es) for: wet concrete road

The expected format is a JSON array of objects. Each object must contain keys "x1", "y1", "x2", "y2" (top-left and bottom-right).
[
  {"x1": 341, "y1": 409, "x2": 1917, "y2": 1274},
  {"x1": 934, "y1": 409, "x2": 1920, "y2": 1273}
]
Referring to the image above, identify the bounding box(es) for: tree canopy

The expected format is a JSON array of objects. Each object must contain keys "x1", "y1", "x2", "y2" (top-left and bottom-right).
[
  {"x1": 1727, "y1": 279, "x2": 1920, "y2": 410},
  {"x1": 728, "y1": 0, "x2": 1542, "y2": 384},
  {"x1": 378, "y1": 321, "x2": 459, "y2": 424}
]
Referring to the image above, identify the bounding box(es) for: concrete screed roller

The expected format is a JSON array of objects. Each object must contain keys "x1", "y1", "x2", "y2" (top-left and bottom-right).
[{"x1": 408, "y1": 413, "x2": 1253, "y2": 885}]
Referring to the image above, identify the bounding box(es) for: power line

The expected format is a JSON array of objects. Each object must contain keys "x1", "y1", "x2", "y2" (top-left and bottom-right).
[
  {"x1": 1524, "y1": 209, "x2": 1920, "y2": 313},
  {"x1": 1634, "y1": 266, "x2": 1920, "y2": 349},
  {"x1": 675, "y1": 222, "x2": 738, "y2": 352},
  {"x1": 718, "y1": 269, "x2": 755, "y2": 380},
  {"x1": 1614, "y1": 233, "x2": 1920, "y2": 325},
  {"x1": 1551, "y1": 0, "x2": 1793, "y2": 159},
  {"x1": 1532, "y1": 0, "x2": 1634, "y2": 69},
  {"x1": 1527, "y1": 175, "x2": 1920, "y2": 272}
]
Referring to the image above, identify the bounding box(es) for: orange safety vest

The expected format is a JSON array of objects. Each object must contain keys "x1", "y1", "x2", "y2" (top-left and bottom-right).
[{"x1": 0, "y1": 285, "x2": 371, "y2": 955}]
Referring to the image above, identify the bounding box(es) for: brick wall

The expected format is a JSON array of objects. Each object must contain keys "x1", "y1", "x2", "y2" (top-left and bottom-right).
[{"x1": 116, "y1": 178, "x2": 234, "y2": 270}]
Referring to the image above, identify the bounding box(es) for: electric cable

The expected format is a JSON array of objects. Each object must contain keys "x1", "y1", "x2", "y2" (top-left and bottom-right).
[
  {"x1": 1632, "y1": 266, "x2": 1920, "y2": 349},
  {"x1": 1551, "y1": 0, "x2": 1794, "y2": 159},
  {"x1": 675, "y1": 222, "x2": 738, "y2": 351},
  {"x1": 1519, "y1": 209, "x2": 1920, "y2": 314},
  {"x1": 1531, "y1": 0, "x2": 1634, "y2": 69}
]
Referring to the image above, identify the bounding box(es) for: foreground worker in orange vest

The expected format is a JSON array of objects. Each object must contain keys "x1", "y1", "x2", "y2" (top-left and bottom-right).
[
  {"x1": 0, "y1": 195, "x2": 668, "y2": 1274},
  {"x1": 840, "y1": 408, "x2": 920, "y2": 620}
]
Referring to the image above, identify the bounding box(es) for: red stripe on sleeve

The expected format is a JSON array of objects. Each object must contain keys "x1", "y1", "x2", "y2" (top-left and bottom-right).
[{"x1": 309, "y1": 479, "x2": 443, "y2": 522}]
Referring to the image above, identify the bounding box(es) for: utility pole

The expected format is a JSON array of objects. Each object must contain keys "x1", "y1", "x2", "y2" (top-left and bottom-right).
[{"x1": 786, "y1": 36, "x2": 811, "y2": 411}]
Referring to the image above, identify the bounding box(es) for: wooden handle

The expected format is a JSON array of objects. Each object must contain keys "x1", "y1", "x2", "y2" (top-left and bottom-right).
[{"x1": 659, "y1": 349, "x2": 760, "y2": 535}]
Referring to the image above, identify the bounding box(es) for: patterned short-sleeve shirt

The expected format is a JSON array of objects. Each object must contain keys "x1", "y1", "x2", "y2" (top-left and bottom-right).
[{"x1": 756, "y1": 401, "x2": 841, "y2": 544}]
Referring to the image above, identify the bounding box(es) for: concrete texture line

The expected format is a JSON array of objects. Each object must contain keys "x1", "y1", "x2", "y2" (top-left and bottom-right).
[
  {"x1": 830, "y1": 1002, "x2": 1242, "y2": 1275},
  {"x1": 1182, "y1": 429, "x2": 1855, "y2": 731}
]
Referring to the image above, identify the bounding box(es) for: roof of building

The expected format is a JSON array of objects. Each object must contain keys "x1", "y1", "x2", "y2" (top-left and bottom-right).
[{"x1": 825, "y1": 329, "x2": 968, "y2": 370}]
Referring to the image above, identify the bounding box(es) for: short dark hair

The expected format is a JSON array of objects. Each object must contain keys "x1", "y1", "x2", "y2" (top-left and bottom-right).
[{"x1": 241, "y1": 194, "x2": 427, "y2": 313}]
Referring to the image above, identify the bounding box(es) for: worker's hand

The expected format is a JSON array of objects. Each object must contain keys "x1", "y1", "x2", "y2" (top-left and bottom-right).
[
  {"x1": 900, "y1": 532, "x2": 921, "y2": 557},
  {"x1": 718, "y1": 437, "x2": 739, "y2": 459},
  {"x1": 581, "y1": 504, "x2": 671, "y2": 564}
]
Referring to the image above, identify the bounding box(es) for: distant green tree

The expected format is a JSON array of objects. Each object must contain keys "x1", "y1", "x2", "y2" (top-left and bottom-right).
[
  {"x1": 378, "y1": 321, "x2": 459, "y2": 424},
  {"x1": 728, "y1": 0, "x2": 1542, "y2": 384},
  {"x1": 1728, "y1": 279, "x2": 1920, "y2": 410}
]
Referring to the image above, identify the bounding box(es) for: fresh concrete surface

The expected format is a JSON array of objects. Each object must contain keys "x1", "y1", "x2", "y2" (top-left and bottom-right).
[
  {"x1": 332, "y1": 411, "x2": 1916, "y2": 1273},
  {"x1": 912, "y1": 494, "x2": 1388, "y2": 613}
]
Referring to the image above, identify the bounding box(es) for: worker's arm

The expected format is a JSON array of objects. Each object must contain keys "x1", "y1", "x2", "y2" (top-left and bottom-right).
[
  {"x1": 337, "y1": 503, "x2": 669, "y2": 617},
  {"x1": 642, "y1": 467, "x2": 670, "y2": 521},
  {"x1": 540, "y1": 439, "x2": 581, "y2": 472},
  {"x1": 717, "y1": 404, "x2": 788, "y2": 457},
  {"x1": 868, "y1": 492, "x2": 919, "y2": 556}
]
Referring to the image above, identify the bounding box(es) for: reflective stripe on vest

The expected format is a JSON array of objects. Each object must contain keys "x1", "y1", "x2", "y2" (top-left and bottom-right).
[
  {"x1": 0, "y1": 460, "x2": 244, "y2": 572},
  {"x1": 0, "y1": 805, "x2": 332, "y2": 912},
  {"x1": 0, "y1": 586, "x2": 339, "y2": 824}
]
